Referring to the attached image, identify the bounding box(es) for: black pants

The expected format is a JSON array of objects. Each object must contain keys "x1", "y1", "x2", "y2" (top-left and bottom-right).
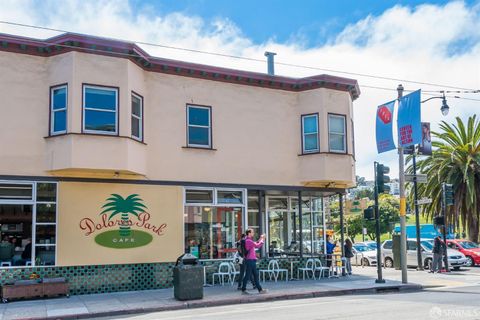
[
  {"x1": 242, "y1": 260, "x2": 262, "y2": 292},
  {"x1": 238, "y1": 261, "x2": 255, "y2": 288},
  {"x1": 326, "y1": 254, "x2": 332, "y2": 267}
]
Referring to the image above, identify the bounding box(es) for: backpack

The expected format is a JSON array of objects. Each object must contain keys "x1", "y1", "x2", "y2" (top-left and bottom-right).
[{"x1": 236, "y1": 238, "x2": 249, "y2": 258}]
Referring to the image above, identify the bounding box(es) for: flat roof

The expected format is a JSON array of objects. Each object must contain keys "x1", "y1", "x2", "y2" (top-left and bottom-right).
[{"x1": 0, "y1": 32, "x2": 360, "y2": 100}]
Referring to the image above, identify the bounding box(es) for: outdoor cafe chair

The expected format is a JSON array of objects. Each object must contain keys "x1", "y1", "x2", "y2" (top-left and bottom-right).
[
  {"x1": 229, "y1": 261, "x2": 240, "y2": 286},
  {"x1": 259, "y1": 260, "x2": 276, "y2": 282},
  {"x1": 313, "y1": 258, "x2": 329, "y2": 279},
  {"x1": 270, "y1": 259, "x2": 289, "y2": 282},
  {"x1": 297, "y1": 258, "x2": 315, "y2": 280},
  {"x1": 212, "y1": 262, "x2": 232, "y2": 286}
]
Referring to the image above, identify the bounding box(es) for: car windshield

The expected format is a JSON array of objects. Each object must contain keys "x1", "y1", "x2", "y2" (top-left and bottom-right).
[
  {"x1": 458, "y1": 241, "x2": 479, "y2": 249},
  {"x1": 366, "y1": 243, "x2": 377, "y2": 249},
  {"x1": 353, "y1": 245, "x2": 370, "y2": 252},
  {"x1": 421, "y1": 240, "x2": 434, "y2": 251}
]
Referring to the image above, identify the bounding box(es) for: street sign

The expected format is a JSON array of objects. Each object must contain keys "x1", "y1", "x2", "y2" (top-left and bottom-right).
[
  {"x1": 405, "y1": 174, "x2": 427, "y2": 183},
  {"x1": 416, "y1": 198, "x2": 432, "y2": 205}
]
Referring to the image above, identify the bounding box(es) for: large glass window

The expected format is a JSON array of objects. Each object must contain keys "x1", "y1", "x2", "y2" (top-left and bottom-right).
[
  {"x1": 187, "y1": 105, "x2": 211, "y2": 148},
  {"x1": 50, "y1": 85, "x2": 67, "y2": 135},
  {"x1": 131, "y1": 93, "x2": 143, "y2": 141},
  {"x1": 0, "y1": 182, "x2": 57, "y2": 267},
  {"x1": 328, "y1": 114, "x2": 346, "y2": 153},
  {"x1": 83, "y1": 85, "x2": 118, "y2": 134},
  {"x1": 302, "y1": 114, "x2": 319, "y2": 153}
]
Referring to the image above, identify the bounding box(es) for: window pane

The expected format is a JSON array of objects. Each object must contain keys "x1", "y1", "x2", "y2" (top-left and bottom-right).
[
  {"x1": 85, "y1": 110, "x2": 116, "y2": 132},
  {"x1": 53, "y1": 110, "x2": 66, "y2": 132},
  {"x1": 35, "y1": 245, "x2": 55, "y2": 266},
  {"x1": 35, "y1": 225, "x2": 56, "y2": 245},
  {"x1": 304, "y1": 134, "x2": 319, "y2": 151},
  {"x1": 185, "y1": 189, "x2": 213, "y2": 204},
  {"x1": 52, "y1": 87, "x2": 66, "y2": 110},
  {"x1": 329, "y1": 116, "x2": 345, "y2": 134},
  {"x1": 132, "y1": 95, "x2": 141, "y2": 116},
  {"x1": 188, "y1": 126, "x2": 209, "y2": 146},
  {"x1": 188, "y1": 107, "x2": 210, "y2": 126},
  {"x1": 268, "y1": 198, "x2": 288, "y2": 210},
  {"x1": 36, "y1": 204, "x2": 56, "y2": 223},
  {"x1": 0, "y1": 183, "x2": 32, "y2": 200},
  {"x1": 85, "y1": 87, "x2": 116, "y2": 110},
  {"x1": 36, "y1": 183, "x2": 56, "y2": 202},
  {"x1": 329, "y1": 134, "x2": 345, "y2": 152},
  {"x1": 131, "y1": 117, "x2": 140, "y2": 138},
  {"x1": 303, "y1": 115, "x2": 317, "y2": 134},
  {"x1": 217, "y1": 191, "x2": 243, "y2": 204}
]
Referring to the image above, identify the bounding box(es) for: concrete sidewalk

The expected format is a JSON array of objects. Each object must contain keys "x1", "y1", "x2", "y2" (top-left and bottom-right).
[{"x1": 0, "y1": 268, "x2": 424, "y2": 320}]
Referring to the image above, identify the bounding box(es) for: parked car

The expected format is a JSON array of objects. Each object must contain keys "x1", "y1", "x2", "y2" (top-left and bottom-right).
[
  {"x1": 382, "y1": 238, "x2": 467, "y2": 270},
  {"x1": 352, "y1": 243, "x2": 377, "y2": 266},
  {"x1": 446, "y1": 239, "x2": 480, "y2": 267}
]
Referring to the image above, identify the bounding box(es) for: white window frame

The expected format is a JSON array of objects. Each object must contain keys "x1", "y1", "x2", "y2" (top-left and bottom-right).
[
  {"x1": 0, "y1": 180, "x2": 58, "y2": 268},
  {"x1": 328, "y1": 114, "x2": 347, "y2": 153},
  {"x1": 187, "y1": 105, "x2": 211, "y2": 148},
  {"x1": 50, "y1": 84, "x2": 68, "y2": 135},
  {"x1": 131, "y1": 92, "x2": 143, "y2": 141},
  {"x1": 83, "y1": 85, "x2": 118, "y2": 135},
  {"x1": 301, "y1": 114, "x2": 319, "y2": 153}
]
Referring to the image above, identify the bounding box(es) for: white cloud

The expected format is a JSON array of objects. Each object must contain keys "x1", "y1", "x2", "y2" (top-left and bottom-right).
[{"x1": 1, "y1": 0, "x2": 479, "y2": 180}]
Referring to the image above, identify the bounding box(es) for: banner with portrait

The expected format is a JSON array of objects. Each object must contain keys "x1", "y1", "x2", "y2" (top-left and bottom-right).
[{"x1": 418, "y1": 122, "x2": 432, "y2": 155}]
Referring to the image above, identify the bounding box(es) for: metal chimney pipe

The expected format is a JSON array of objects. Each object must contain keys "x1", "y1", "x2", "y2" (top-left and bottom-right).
[{"x1": 264, "y1": 51, "x2": 277, "y2": 76}]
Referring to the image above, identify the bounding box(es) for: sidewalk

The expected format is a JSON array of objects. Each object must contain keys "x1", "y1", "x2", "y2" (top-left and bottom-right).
[{"x1": 0, "y1": 267, "x2": 425, "y2": 320}]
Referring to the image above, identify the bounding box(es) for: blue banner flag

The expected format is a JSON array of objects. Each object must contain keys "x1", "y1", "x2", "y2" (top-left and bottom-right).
[
  {"x1": 376, "y1": 100, "x2": 396, "y2": 153},
  {"x1": 397, "y1": 90, "x2": 422, "y2": 147}
]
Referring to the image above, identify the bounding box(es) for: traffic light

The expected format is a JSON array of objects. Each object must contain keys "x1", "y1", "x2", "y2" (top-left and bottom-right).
[
  {"x1": 443, "y1": 183, "x2": 454, "y2": 206},
  {"x1": 376, "y1": 163, "x2": 391, "y2": 194},
  {"x1": 364, "y1": 206, "x2": 374, "y2": 220},
  {"x1": 434, "y1": 216, "x2": 445, "y2": 226}
]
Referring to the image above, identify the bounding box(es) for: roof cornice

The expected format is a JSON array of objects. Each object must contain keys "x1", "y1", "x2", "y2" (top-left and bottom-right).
[{"x1": 0, "y1": 32, "x2": 360, "y2": 99}]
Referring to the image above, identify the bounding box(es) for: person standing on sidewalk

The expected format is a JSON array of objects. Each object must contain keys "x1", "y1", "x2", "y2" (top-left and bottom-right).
[
  {"x1": 326, "y1": 235, "x2": 336, "y2": 267},
  {"x1": 431, "y1": 236, "x2": 444, "y2": 273},
  {"x1": 236, "y1": 234, "x2": 256, "y2": 290},
  {"x1": 241, "y1": 229, "x2": 268, "y2": 294},
  {"x1": 344, "y1": 239, "x2": 354, "y2": 275}
]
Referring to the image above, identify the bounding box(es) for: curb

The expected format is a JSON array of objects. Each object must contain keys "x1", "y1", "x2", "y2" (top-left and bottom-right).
[{"x1": 19, "y1": 284, "x2": 423, "y2": 320}]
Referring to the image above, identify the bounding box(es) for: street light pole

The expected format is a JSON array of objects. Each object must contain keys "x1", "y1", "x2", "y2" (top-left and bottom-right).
[
  {"x1": 412, "y1": 151, "x2": 424, "y2": 270},
  {"x1": 397, "y1": 84, "x2": 408, "y2": 284}
]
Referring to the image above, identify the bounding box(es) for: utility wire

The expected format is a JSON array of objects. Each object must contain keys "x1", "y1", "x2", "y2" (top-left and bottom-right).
[{"x1": 0, "y1": 20, "x2": 478, "y2": 92}]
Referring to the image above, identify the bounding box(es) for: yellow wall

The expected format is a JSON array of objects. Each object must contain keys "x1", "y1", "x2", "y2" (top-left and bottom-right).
[{"x1": 57, "y1": 182, "x2": 183, "y2": 266}]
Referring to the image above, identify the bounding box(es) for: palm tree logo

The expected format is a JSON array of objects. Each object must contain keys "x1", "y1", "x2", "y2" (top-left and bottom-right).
[{"x1": 101, "y1": 194, "x2": 147, "y2": 237}]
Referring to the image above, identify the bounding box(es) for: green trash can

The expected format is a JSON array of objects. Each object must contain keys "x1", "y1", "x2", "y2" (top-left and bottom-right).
[
  {"x1": 392, "y1": 234, "x2": 401, "y2": 270},
  {"x1": 173, "y1": 254, "x2": 203, "y2": 301}
]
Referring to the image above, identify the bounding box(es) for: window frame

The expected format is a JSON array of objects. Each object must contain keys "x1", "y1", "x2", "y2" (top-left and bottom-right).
[
  {"x1": 131, "y1": 91, "x2": 144, "y2": 142},
  {"x1": 49, "y1": 84, "x2": 68, "y2": 136},
  {"x1": 301, "y1": 113, "x2": 320, "y2": 154},
  {"x1": 186, "y1": 104, "x2": 212, "y2": 148},
  {"x1": 82, "y1": 84, "x2": 119, "y2": 135},
  {"x1": 328, "y1": 113, "x2": 347, "y2": 153}
]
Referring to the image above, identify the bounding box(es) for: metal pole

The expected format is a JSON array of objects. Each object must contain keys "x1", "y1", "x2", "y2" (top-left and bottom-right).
[
  {"x1": 441, "y1": 183, "x2": 449, "y2": 272},
  {"x1": 397, "y1": 84, "x2": 408, "y2": 284},
  {"x1": 339, "y1": 193, "x2": 345, "y2": 276},
  {"x1": 413, "y1": 152, "x2": 424, "y2": 270},
  {"x1": 374, "y1": 162, "x2": 385, "y2": 283},
  {"x1": 298, "y1": 191, "x2": 303, "y2": 257}
]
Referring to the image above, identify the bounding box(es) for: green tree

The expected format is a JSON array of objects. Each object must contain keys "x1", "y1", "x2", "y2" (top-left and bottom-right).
[
  {"x1": 101, "y1": 194, "x2": 147, "y2": 236},
  {"x1": 364, "y1": 194, "x2": 399, "y2": 241},
  {"x1": 406, "y1": 116, "x2": 480, "y2": 242},
  {"x1": 355, "y1": 188, "x2": 374, "y2": 200}
]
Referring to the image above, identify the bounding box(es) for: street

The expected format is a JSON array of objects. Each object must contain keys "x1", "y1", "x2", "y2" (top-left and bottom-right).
[{"x1": 94, "y1": 267, "x2": 480, "y2": 320}]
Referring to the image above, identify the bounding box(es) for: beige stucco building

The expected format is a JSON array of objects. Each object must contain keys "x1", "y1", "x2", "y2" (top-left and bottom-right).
[{"x1": 0, "y1": 32, "x2": 359, "y2": 294}]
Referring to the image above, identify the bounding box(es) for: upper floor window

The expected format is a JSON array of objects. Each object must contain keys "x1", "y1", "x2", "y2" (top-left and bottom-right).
[
  {"x1": 131, "y1": 93, "x2": 143, "y2": 141},
  {"x1": 50, "y1": 85, "x2": 67, "y2": 135},
  {"x1": 301, "y1": 114, "x2": 319, "y2": 153},
  {"x1": 328, "y1": 114, "x2": 346, "y2": 153},
  {"x1": 83, "y1": 85, "x2": 118, "y2": 135},
  {"x1": 187, "y1": 105, "x2": 211, "y2": 148}
]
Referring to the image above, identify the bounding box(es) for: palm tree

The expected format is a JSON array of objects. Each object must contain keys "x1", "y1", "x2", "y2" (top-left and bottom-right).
[
  {"x1": 406, "y1": 116, "x2": 480, "y2": 242},
  {"x1": 101, "y1": 194, "x2": 147, "y2": 237}
]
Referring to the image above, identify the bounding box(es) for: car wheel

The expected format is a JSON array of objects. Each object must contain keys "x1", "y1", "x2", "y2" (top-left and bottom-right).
[
  {"x1": 384, "y1": 257, "x2": 393, "y2": 268},
  {"x1": 465, "y1": 256, "x2": 475, "y2": 267},
  {"x1": 424, "y1": 258, "x2": 432, "y2": 270},
  {"x1": 362, "y1": 258, "x2": 370, "y2": 267}
]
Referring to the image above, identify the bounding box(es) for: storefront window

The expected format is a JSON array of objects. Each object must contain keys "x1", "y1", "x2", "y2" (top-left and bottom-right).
[
  {"x1": 0, "y1": 183, "x2": 33, "y2": 200},
  {"x1": 217, "y1": 190, "x2": 243, "y2": 204},
  {"x1": 185, "y1": 189, "x2": 213, "y2": 204},
  {"x1": 247, "y1": 192, "x2": 260, "y2": 233}
]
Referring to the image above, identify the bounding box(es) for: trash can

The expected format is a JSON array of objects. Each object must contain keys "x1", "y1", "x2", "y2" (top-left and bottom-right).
[
  {"x1": 392, "y1": 234, "x2": 401, "y2": 270},
  {"x1": 173, "y1": 253, "x2": 203, "y2": 301}
]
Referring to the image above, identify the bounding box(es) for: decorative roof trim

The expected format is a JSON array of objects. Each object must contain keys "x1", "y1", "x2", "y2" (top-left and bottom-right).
[{"x1": 0, "y1": 32, "x2": 360, "y2": 99}]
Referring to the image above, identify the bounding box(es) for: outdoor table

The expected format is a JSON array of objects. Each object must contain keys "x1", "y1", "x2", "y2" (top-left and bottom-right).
[
  {"x1": 289, "y1": 260, "x2": 300, "y2": 280},
  {"x1": 202, "y1": 264, "x2": 216, "y2": 287}
]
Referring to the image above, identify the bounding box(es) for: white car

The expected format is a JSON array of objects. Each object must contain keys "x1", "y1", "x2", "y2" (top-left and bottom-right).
[
  {"x1": 352, "y1": 243, "x2": 377, "y2": 266},
  {"x1": 382, "y1": 238, "x2": 468, "y2": 270}
]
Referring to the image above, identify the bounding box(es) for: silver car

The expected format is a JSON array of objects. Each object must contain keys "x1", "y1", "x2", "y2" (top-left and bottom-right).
[
  {"x1": 352, "y1": 243, "x2": 377, "y2": 266},
  {"x1": 382, "y1": 238, "x2": 467, "y2": 270}
]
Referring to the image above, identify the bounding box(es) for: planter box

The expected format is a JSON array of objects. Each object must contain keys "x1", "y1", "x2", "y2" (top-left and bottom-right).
[{"x1": 1, "y1": 278, "x2": 69, "y2": 302}]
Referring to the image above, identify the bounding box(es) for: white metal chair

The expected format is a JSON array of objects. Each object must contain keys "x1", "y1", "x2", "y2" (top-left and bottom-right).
[
  {"x1": 229, "y1": 262, "x2": 240, "y2": 286},
  {"x1": 270, "y1": 259, "x2": 288, "y2": 281},
  {"x1": 297, "y1": 258, "x2": 315, "y2": 280},
  {"x1": 259, "y1": 260, "x2": 276, "y2": 282},
  {"x1": 314, "y1": 258, "x2": 329, "y2": 279},
  {"x1": 212, "y1": 262, "x2": 232, "y2": 286}
]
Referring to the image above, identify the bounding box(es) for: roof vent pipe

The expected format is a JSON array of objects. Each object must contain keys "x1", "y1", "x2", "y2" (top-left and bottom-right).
[{"x1": 264, "y1": 51, "x2": 276, "y2": 76}]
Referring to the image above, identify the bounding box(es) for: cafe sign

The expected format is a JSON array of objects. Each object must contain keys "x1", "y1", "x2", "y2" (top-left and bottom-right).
[{"x1": 79, "y1": 194, "x2": 167, "y2": 249}]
